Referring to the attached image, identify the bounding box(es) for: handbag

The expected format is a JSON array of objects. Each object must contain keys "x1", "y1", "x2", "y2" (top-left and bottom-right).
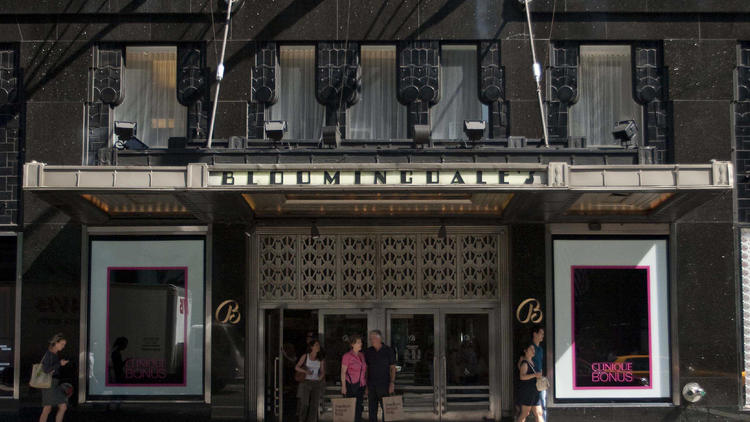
[
  {"x1": 30, "y1": 356, "x2": 52, "y2": 389},
  {"x1": 294, "y1": 354, "x2": 308, "y2": 383},
  {"x1": 528, "y1": 360, "x2": 549, "y2": 391}
]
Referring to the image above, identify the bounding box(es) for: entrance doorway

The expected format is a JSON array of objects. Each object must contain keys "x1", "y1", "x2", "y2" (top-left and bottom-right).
[
  {"x1": 262, "y1": 307, "x2": 495, "y2": 421},
  {"x1": 387, "y1": 310, "x2": 492, "y2": 421}
]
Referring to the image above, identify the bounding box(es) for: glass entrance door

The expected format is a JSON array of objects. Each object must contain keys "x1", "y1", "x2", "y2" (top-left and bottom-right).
[
  {"x1": 386, "y1": 310, "x2": 493, "y2": 421},
  {"x1": 388, "y1": 311, "x2": 439, "y2": 419},
  {"x1": 441, "y1": 313, "x2": 491, "y2": 421},
  {"x1": 263, "y1": 309, "x2": 282, "y2": 422}
]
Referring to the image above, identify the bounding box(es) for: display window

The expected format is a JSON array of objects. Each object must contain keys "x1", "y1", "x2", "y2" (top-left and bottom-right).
[
  {"x1": 88, "y1": 236, "x2": 205, "y2": 397},
  {"x1": 0, "y1": 236, "x2": 16, "y2": 398},
  {"x1": 553, "y1": 238, "x2": 670, "y2": 401}
]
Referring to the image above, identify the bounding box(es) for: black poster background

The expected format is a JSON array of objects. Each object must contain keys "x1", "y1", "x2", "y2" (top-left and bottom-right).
[
  {"x1": 572, "y1": 267, "x2": 650, "y2": 388},
  {"x1": 107, "y1": 268, "x2": 187, "y2": 386}
]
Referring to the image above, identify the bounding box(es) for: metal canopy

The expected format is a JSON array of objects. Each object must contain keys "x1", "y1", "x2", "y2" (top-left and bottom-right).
[{"x1": 23, "y1": 161, "x2": 733, "y2": 224}]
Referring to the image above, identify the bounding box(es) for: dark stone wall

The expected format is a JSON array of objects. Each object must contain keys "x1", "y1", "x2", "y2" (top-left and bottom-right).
[
  {"x1": 1, "y1": 2, "x2": 747, "y2": 167},
  {"x1": 210, "y1": 224, "x2": 247, "y2": 418},
  {"x1": 510, "y1": 224, "x2": 546, "y2": 412}
]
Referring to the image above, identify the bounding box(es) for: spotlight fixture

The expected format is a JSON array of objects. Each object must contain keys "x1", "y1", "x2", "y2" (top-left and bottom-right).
[
  {"x1": 438, "y1": 224, "x2": 448, "y2": 239},
  {"x1": 463, "y1": 120, "x2": 486, "y2": 141},
  {"x1": 264, "y1": 120, "x2": 287, "y2": 141},
  {"x1": 412, "y1": 124, "x2": 431, "y2": 146},
  {"x1": 310, "y1": 222, "x2": 320, "y2": 240},
  {"x1": 321, "y1": 125, "x2": 341, "y2": 148},
  {"x1": 114, "y1": 121, "x2": 148, "y2": 150},
  {"x1": 612, "y1": 120, "x2": 638, "y2": 146}
]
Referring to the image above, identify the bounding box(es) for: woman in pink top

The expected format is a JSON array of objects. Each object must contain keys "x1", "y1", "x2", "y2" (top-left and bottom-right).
[{"x1": 340, "y1": 334, "x2": 367, "y2": 422}]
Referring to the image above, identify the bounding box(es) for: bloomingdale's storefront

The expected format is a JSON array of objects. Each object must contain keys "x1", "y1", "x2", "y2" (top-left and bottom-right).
[{"x1": 21, "y1": 159, "x2": 732, "y2": 420}]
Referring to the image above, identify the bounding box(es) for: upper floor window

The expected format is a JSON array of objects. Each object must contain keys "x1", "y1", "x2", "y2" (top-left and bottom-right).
[
  {"x1": 569, "y1": 45, "x2": 642, "y2": 146},
  {"x1": 431, "y1": 45, "x2": 487, "y2": 140},
  {"x1": 268, "y1": 45, "x2": 324, "y2": 140},
  {"x1": 114, "y1": 46, "x2": 187, "y2": 148},
  {"x1": 347, "y1": 45, "x2": 407, "y2": 140}
]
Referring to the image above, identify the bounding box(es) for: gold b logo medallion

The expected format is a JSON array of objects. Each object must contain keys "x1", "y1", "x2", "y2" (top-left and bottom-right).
[
  {"x1": 215, "y1": 299, "x2": 241, "y2": 324},
  {"x1": 516, "y1": 298, "x2": 543, "y2": 324}
]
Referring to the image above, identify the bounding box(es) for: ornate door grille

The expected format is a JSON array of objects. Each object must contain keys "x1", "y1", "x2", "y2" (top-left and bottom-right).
[{"x1": 256, "y1": 229, "x2": 504, "y2": 301}]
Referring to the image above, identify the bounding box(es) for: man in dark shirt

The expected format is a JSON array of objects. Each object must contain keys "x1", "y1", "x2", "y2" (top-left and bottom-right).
[{"x1": 364, "y1": 329, "x2": 396, "y2": 422}]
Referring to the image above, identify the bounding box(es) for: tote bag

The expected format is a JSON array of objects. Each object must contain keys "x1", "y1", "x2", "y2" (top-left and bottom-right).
[
  {"x1": 382, "y1": 395, "x2": 405, "y2": 421},
  {"x1": 331, "y1": 397, "x2": 356, "y2": 422},
  {"x1": 29, "y1": 358, "x2": 52, "y2": 389}
]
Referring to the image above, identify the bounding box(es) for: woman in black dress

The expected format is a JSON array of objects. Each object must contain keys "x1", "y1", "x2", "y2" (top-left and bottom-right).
[
  {"x1": 39, "y1": 333, "x2": 69, "y2": 422},
  {"x1": 516, "y1": 344, "x2": 544, "y2": 422}
]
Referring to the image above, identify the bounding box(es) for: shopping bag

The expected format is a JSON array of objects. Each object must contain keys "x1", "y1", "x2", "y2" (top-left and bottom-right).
[
  {"x1": 29, "y1": 362, "x2": 52, "y2": 389},
  {"x1": 331, "y1": 397, "x2": 356, "y2": 422},
  {"x1": 382, "y1": 395, "x2": 405, "y2": 421}
]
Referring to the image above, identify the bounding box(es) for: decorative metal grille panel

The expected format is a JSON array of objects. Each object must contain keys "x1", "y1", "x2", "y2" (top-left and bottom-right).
[
  {"x1": 341, "y1": 236, "x2": 377, "y2": 299},
  {"x1": 381, "y1": 235, "x2": 417, "y2": 299},
  {"x1": 421, "y1": 235, "x2": 457, "y2": 298},
  {"x1": 461, "y1": 234, "x2": 498, "y2": 298},
  {"x1": 259, "y1": 235, "x2": 297, "y2": 299},
  {"x1": 300, "y1": 235, "x2": 337, "y2": 299},
  {"x1": 257, "y1": 229, "x2": 502, "y2": 302}
]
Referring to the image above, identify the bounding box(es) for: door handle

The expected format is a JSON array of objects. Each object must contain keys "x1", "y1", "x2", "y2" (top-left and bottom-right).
[
  {"x1": 433, "y1": 355, "x2": 439, "y2": 415},
  {"x1": 273, "y1": 357, "x2": 280, "y2": 416},
  {"x1": 441, "y1": 355, "x2": 447, "y2": 413}
]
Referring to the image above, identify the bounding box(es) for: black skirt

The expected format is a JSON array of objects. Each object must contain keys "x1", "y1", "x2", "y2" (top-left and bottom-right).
[
  {"x1": 41, "y1": 378, "x2": 67, "y2": 406},
  {"x1": 518, "y1": 361, "x2": 541, "y2": 406}
]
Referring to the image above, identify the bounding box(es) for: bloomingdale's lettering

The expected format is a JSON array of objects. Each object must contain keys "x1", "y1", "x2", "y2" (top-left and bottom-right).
[{"x1": 210, "y1": 170, "x2": 543, "y2": 187}]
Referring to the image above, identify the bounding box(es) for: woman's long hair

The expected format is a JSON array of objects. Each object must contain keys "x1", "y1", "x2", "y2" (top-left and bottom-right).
[{"x1": 307, "y1": 339, "x2": 325, "y2": 359}]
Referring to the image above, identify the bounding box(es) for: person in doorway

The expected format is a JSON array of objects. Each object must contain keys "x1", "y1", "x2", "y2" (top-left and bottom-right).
[
  {"x1": 39, "y1": 333, "x2": 69, "y2": 422},
  {"x1": 298, "y1": 331, "x2": 315, "y2": 357},
  {"x1": 296, "y1": 339, "x2": 326, "y2": 422},
  {"x1": 517, "y1": 344, "x2": 544, "y2": 422},
  {"x1": 341, "y1": 334, "x2": 367, "y2": 422},
  {"x1": 364, "y1": 329, "x2": 396, "y2": 422}
]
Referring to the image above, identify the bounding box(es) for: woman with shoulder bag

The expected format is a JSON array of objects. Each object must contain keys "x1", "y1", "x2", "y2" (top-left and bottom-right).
[
  {"x1": 295, "y1": 339, "x2": 326, "y2": 422},
  {"x1": 340, "y1": 334, "x2": 367, "y2": 422},
  {"x1": 38, "y1": 333, "x2": 70, "y2": 422},
  {"x1": 516, "y1": 344, "x2": 544, "y2": 422}
]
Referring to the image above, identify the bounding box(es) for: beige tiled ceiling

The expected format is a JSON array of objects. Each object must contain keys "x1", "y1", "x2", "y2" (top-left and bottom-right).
[
  {"x1": 242, "y1": 192, "x2": 514, "y2": 217},
  {"x1": 82, "y1": 193, "x2": 189, "y2": 215},
  {"x1": 566, "y1": 192, "x2": 673, "y2": 215}
]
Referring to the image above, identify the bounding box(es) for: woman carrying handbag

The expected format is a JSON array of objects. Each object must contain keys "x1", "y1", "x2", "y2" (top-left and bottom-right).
[
  {"x1": 36, "y1": 333, "x2": 69, "y2": 422},
  {"x1": 295, "y1": 339, "x2": 326, "y2": 422},
  {"x1": 340, "y1": 334, "x2": 367, "y2": 422},
  {"x1": 516, "y1": 344, "x2": 544, "y2": 422}
]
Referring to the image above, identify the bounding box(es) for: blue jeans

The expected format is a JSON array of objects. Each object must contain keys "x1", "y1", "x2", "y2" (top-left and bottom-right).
[{"x1": 540, "y1": 389, "x2": 547, "y2": 419}]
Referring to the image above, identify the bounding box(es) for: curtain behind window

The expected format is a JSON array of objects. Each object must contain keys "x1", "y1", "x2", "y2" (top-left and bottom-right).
[
  {"x1": 347, "y1": 46, "x2": 407, "y2": 140},
  {"x1": 115, "y1": 46, "x2": 187, "y2": 148},
  {"x1": 431, "y1": 45, "x2": 487, "y2": 140},
  {"x1": 569, "y1": 45, "x2": 643, "y2": 146},
  {"x1": 268, "y1": 46, "x2": 324, "y2": 140}
]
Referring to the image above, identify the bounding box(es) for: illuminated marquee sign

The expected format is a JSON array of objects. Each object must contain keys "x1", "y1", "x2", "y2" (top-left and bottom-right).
[{"x1": 208, "y1": 170, "x2": 544, "y2": 186}]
